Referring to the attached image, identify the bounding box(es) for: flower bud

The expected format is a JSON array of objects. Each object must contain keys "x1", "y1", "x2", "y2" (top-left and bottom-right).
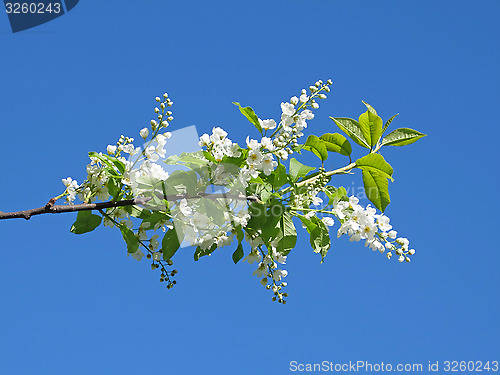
[
  {"x1": 140, "y1": 128, "x2": 149, "y2": 139},
  {"x1": 155, "y1": 97, "x2": 161, "y2": 102}
]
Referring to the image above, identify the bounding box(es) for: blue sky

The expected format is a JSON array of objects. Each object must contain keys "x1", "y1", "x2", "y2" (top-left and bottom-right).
[{"x1": 1, "y1": 1, "x2": 499, "y2": 374}]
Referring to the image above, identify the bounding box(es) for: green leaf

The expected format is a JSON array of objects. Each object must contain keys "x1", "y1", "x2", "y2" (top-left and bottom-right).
[
  {"x1": 129, "y1": 206, "x2": 149, "y2": 219},
  {"x1": 330, "y1": 117, "x2": 370, "y2": 149},
  {"x1": 274, "y1": 212, "x2": 297, "y2": 255},
  {"x1": 232, "y1": 243, "x2": 244, "y2": 264},
  {"x1": 358, "y1": 108, "x2": 383, "y2": 147},
  {"x1": 110, "y1": 157, "x2": 126, "y2": 175},
  {"x1": 245, "y1": 202, "x2": 268, "y2": 232},
  {"x1": 203, "y1": 151, "x2": 216, "y2": 162},
  {"x1": 288, "y1": 158, "x2": 315, "y2": 183},
  {"x1": 382, "y1": 113, "x2": 398, "y2": 133},
  {"x1": 161, "y1": 227, "x2": 182, "y2": 260},
  {"x1": 70, "y1": 210, "x2": 102, "y2": 235},
  {"x1": 233, "y1": 102, "x2": 262, "y2": 134},
  {"x1": 362, "y1": 100, "x2": 378, "y2": 115},
  {"x1": 235, "y1": 225, "x2": 244, "y2": 243},
  {"x1": 319, "y1": 133, "x2": 352, "y2": 156},
  {"x1": 141, "y1": 211, "x2": 170, "y2": 230},
  {"x1": 355, "y1": 153, "x2": 394, "y2": 181},
  {"x1": 107, "y1": 178, "x2": 121, "y2": 200},
  {"x1": 381, "y1": 128, "x2": 427, "y2": 147},
  {"x1": 295, "y1": 214, "x2": 318, "y2": 234},
  {"x1": 120, "y1": 225, "x2": 139, "y2": 253},
  {"x1": 268, "y1": 163, "x2": 288, "y2": 189},
  {"x1": 260, "y1": 202, "x2": 286, "y2": 245},
  {"x1": 324, "y1": 186, "x2": 347, "y2": 205},
  {"x1": 310, "y1": 217, "x2": 331, "y2": 262},
  {"x1": 194, "y1": 244, "x2": 217, "y2": 261},
  {"x1": 362, "y1": 169, "x2": 391, "y2": 212},
  {"x1": 303, "y1": 135, "x2": 328, "y2": 161}
]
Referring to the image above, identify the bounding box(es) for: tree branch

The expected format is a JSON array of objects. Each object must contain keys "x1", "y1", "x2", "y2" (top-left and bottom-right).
[{"x1": 0, "y1": 193, "x2": 260, "y2": 221}]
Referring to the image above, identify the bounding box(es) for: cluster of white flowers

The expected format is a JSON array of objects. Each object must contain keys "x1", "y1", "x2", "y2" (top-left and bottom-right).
[
  {"x1": 61, "y1": 177, "x2": 79, "y2": 204},
  {"x1": 172, "y1": 196, "x2": 251, "y2": 252},
  {"x1": 198, "y1": 127, "x2": 241, "y2": 162},
  {"x1": 243, "y1": 237, "x2": 289, "y2": 303},
  {"x1": 198, "y1": 80, "x2": 332, "y2": 191},
  {"x1": 335, "y1": 196, "x2": 414, "y2": 262}
]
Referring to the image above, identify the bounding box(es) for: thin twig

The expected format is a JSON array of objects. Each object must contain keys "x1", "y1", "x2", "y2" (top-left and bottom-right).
[{"x1": 0, "y1": 193, "x2": 259, "y2": 221}]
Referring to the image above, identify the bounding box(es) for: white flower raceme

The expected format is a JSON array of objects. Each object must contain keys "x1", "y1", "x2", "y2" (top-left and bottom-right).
[{"x1": 329, "y1": 195, "x2": 414, "y2": 262}]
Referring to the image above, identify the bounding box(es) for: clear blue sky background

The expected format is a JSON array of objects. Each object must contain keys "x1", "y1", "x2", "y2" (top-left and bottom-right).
[{"x1": 1, "y1": 1, "x2": 499, "y2": 374}]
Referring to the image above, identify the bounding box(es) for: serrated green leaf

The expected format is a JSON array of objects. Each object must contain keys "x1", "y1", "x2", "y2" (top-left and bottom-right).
[
  {"x1": 381, "y1": 128, "x2": 427, "y2": 147},
  {"x1": 274, "y1": 212, "x2": 297, "y2": 255},
  {"x1": 355, "y1": 153, "x2": 394, "y2": 181},
  {"x1": 382, "y1": 113, "x2": 398, "y2": 133},
  {"x1": 362, "y1": 100, "x2": 378, "y2": 115},
  {"x1": 309, "y1": 216, "x2": 331, "y2": 262},
  {"x1": 330, "y1": 117, "x2": 370, "y2": 149},
  {"x1": 232, "y1": 243, "x2": 244, "y2": 264},
  {"x1": 359, "y1": 109, "x2": 383, "y2": 147},
  {"x1": 319, "y1": 133, "x2": 352, "y2": 156},
  {"x1": 362, "y1": 169, "x2": 391, "y2": 212},
  {"x1": 289, "y1": 158, "x2": 315, "y2": 183},
  {"x1": 233, "y1": 102, "x2": 262, "y2": 134},
  {"x1": 303, "y1": 135, "x2": 328, "y2": 162},
  {"x1": 70, "y1": 210, "x2": 102, "y2": 235},
  {"x1": 161, "y1": 227, "x2": 182, "y2": 260},
  {"x1": 120, "y1": 225, "x2": 139, "y2": 253}
]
